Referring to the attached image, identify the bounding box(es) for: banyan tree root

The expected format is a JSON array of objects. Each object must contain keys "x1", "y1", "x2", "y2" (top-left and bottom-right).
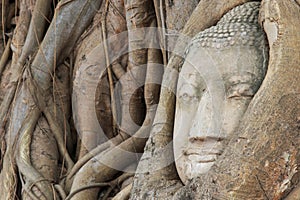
[
  {"x1": 68, "y1": 128, "x2": 148, "y2": 199},
  {"x1": 65, "y1": 132, "x2": 132, "y2": 190},
  {"x1": 14, "y1": 65, "x2": 72, "y2": 199},
  {"x1": 68, "y1": 1, "x2": 164, "y2": 199},
  {"x1": 0, "y1": 6, "x2": 70, "y2": 191},
  {"x1": 0, "y1": 0, "x2": 103, "y2": 199},
  {"x1": 68, "y1": 0, "x2": 164, "y2": 198},
  {"x1": 0, "y1": 0, "x2": 50, "y2": 132},
  {"x1": 67, "y1": 169, "x2": 135, "y2": 200},
  {"x1": 18, "y1": 61, "x2": 73, "y2": 200},
  {"x1": 72, "y1": 0, "x2": 128, "y2": 160},
  {"x1": 0, "y1": 17, "x2": 31, "y2": 195},
  {"x1": 14, "y1": 101, "x2": 56, "y2": 200},
  {"x1": 16, "y1": 71, "x2": 71, "y2": 199},
  {"x1": 17, "y1": 71, "x2": 74, "y2": 200},
  {"x1": 112, "y1": 183, "x2": 132, "y2": 200},
  {"x1": 21, "y1": 116, "x2": 59, "y2": 200},
  {"x1": 0, "y1": 0, "x2": 31, "y2": 138},
  {"x1": 0, "y1": 37, "x2": 11, "y2": 77},
  {"x1": 18, "y1": 0, "x2": 52, "y2": 64}
]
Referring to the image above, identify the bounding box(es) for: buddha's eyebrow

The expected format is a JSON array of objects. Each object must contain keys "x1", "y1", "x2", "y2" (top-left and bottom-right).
[
  {"x1": 178, "y1": 82, "x2": 204, "y2": 92},
  {"x1": 224, "y1": 72, "x2": 258, "y2": 82},
  {"x1": 181, "y1": 72, "x2": 205, "y2": 83}
]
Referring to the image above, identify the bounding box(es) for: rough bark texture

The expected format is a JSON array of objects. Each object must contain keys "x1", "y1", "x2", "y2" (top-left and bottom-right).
[
  {"x1": 165, "y1": 0, "x2": 199, "y2": 56},
  {"x1": 174, "y1": 0, "x2": 300, "y2": 199}
]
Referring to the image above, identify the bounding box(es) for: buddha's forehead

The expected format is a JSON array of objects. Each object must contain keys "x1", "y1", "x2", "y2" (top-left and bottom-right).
[{"x1": 181, "y1": 46, "x2": 266, "y2": 79}]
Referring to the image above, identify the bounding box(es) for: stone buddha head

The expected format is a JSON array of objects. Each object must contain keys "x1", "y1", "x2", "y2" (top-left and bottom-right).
[{"x1": 173, "y1": 2, "x2": 269, "y2": 184}]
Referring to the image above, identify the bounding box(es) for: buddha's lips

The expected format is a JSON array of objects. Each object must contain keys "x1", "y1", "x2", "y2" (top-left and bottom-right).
[
  {"x1": 187, "y1": 154, "x2": 217, "y2": 163},
  {"x1": 184, "y1": 148, "x2": 223, "y2": 156}
]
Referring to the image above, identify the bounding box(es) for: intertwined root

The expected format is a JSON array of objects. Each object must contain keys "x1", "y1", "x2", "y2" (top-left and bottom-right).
[{"x1": 21, "y1": 178, "x2": 57, "y2": 200}]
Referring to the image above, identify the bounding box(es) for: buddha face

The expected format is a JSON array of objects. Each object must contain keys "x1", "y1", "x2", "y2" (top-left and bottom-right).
[{"x1": 173, "y1": 46, "x2": 266, "y2": 184}]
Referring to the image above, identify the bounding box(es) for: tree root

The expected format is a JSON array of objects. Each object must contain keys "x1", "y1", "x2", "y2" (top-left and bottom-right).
[
  {"x1": 112, "y1": 183, "x2": 132, "y2": 200},
  {"x1": 153, "y1": 0, "x2": 168, "y2": 66},
  {"x1": 27, "y1": 70, "x2": 74, "y2": 173},
  {"x1": 64, "y1": 132, "x2": 130, "y2": 192},
  {"x1": 68, "y1": 133, "x2": 145, "y2": 199},
  {"x1": 0, "y1": 0, "x2": 31, "y2": 133},
  {"x1": 102, "y1": 0, "x2": 118, "y2": 137},
  {"x1": 67, "y1": 133, "x2": 129, "y2": 178},
  {"x1": 66, "y1": 183, "x2": 112, "y2": 200},
  {"x1": 0, "y1": 37, "x2": 11, "y2": 77},
  {"x1": 18, "y1": 0, "x2": 52, "y2": 64},
  {"x1": 54, "y1": 184, "x2": 67, "y2": 199},
  {"x1": 1, "y1": 0, "x2": 9, "y2": 46},
  {"x1": 67, "y1": 172, "x2": 134, "y2": 200},
  {"x1": 1, "y1": 0, "x2": 103, "y2": 199},
  {"x1": 22, "y1": 178, "x2": 50, "y2": 200},
  {"x1": 43, "y1": 107, "x2": 74, "y2": 172},
  {"x1": 15, "y1": 105, "x2": 56, "y2": 200}
]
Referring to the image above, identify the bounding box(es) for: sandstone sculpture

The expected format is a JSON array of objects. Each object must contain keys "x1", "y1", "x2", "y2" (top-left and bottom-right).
[{"x1": 173, "y1": 2, "x2": 269, "y2": 184}]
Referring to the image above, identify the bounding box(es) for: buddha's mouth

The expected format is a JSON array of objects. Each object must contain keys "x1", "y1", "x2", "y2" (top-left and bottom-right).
[
  {"x1": 183, "y1": 148, "x2": 223, "y2": 163},
  {"x1": 184, "y1": 148, "x2": 223, "y2": 155},
  {"x1": 187, "y1": 154, "x2": 217, "y2": 163}
]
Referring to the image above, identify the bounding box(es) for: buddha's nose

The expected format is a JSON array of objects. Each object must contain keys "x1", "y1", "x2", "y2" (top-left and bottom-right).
[{"x1": 188, "y1": 117, "x2": 227, "y2": 142}]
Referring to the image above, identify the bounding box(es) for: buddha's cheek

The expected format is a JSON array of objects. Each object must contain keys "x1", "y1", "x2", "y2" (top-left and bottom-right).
[
  {"x1": 173, "y1": 103, "x2": 198, "y2": 166},
  {"x1": 222, "y1": 97, "x2": 252, "y2": 136}
]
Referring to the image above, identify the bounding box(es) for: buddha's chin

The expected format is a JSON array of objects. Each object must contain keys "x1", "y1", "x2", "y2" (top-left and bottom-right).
[
  {"x1": 186, "y1": 159, "x2": 215, "y2": 176},
  {"x1": 176, "y1": 156, "x2": 216, "y2": 184}
]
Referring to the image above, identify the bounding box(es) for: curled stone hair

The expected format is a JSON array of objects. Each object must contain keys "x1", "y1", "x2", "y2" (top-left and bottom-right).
[{"x1": 184, "y1": 2, "x2": 268, "y2": 58}]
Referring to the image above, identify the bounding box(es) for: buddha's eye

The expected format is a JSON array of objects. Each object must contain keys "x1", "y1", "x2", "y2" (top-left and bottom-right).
[
  {"x1": 227, "y1": 84, "x2": 255, "y2": 99},
  {"x1": 177, "y1": 82, "x2": 204, "y2": 103},
  {"x1": 180, "y1": 93, "x2": 200, "y2": 103},
  {"x1": 182, "y1": 93, "x2": 189, "y2": 101}
]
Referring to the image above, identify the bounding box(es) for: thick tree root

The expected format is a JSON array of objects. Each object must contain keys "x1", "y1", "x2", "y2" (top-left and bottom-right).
[
  {"x1": 112, "y1": 183, "x2": 132, "y2": 200},
  {"x1": 44, "y1": 107, "x2": 74, "y2": 171},
  {"x1": 1, "y1": 0, "x2": 103, "y2": 199},
  {"x1": 54, "y1": 184, "x2": 67, "y2": 199},
  {"x1": 69, "y1": 131, "x2": 146, "y2": 199},
  {"x1": 66, "y1": 182, "x2": 112, "y2": 200},
  {"x1": 0, "y1": 0, "x2": 31, "y2": 134},
  {"x1": 0, "y1": 38, "x2": 11, "y2": 77},
  {"x1": 67, "y1": 172, "x2": 134, "y2": 200},
  {"x1": 15, "y1": 106, "x2": 56, "y2": 200},
  {"x1": 66, "y1": 133, "x2": 129, "y2": 180}
]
